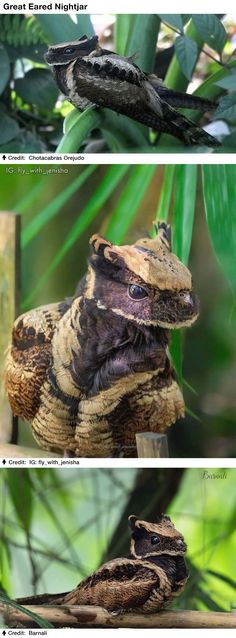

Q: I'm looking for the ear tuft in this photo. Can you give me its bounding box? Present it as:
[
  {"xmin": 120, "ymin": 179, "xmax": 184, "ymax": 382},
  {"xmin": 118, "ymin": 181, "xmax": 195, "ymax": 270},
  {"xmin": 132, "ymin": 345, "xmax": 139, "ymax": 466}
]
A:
[
  {"xmin": 153, "ymin": 221, "xmax": 171, "ymax": 250},
  {"xmin": 161, "ymin": 513, "xmax": 174, "ymax": 526},
  {"xmin": 128, "ymin": 515, "xmax": 138, "ymax": 530},
  {"xmin": 90, "ymin": 234, "xmax": 112, "ymax": 256}
]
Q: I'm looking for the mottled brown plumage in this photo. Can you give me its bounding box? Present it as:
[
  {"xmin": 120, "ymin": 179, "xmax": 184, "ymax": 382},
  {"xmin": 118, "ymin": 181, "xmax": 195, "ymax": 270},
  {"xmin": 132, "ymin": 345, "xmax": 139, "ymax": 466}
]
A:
[
  {"xmin": 5, "ymin": 223, "xmax": 199, "ymax": 457},
  {"xmin": 17, "ymin": 514, "xmax": 188, "ymax": 613},
  {"xmin": 44, "ymin": 34, "xmax": 220, "ymax": 147}
]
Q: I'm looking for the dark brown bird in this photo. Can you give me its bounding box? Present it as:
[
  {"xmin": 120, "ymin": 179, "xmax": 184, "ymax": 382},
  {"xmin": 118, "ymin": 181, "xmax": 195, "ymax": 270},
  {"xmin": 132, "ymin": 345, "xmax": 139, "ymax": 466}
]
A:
[
  {"xmin": 44, "ymin": 34, "xmax": 220, "ymax": 147},
  {"xmin": 16, "ymin": 514, "xmax": 188, "ymax": 613},
  {"xmin": 5, "ymin": 222, "xmax": 199, "ymax": 457}
]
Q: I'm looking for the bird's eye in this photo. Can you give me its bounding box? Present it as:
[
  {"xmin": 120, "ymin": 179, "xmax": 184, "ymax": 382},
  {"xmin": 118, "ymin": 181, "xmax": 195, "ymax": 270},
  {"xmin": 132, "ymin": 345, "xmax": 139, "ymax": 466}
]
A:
[
  {"xmin": 64, "ymin": 47, "xmax": 75, "ymax": 54},
  {"xmin": 128, "ymin": 284, "xmax": 148, "ymax": 300},
  {"xmin": 151, "ymin": 535, "xmax": 161, "ymax": 545}
]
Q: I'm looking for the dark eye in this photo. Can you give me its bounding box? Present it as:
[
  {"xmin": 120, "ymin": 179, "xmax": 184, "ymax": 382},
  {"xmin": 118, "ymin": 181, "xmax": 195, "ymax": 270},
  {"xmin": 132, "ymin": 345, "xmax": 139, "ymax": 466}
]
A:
[
  {"xmin": 128, "ymin": 284, "xmax": 148, "ymax": 300},
  {"xmin": 64, "ymin": 47, "xmax": 75, "ymax": 54},
  {"xmin": 151, "ymin": 535, "xmax": 160, "ymax": 545}
]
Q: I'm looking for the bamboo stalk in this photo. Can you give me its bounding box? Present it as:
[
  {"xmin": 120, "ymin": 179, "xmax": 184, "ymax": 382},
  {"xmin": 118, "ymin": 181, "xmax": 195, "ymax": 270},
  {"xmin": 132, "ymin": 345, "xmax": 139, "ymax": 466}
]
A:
[
  {"xmin": 1, "ymin": 604, "xmax": 236, "ymax": 628},
  {"xmin": 0, "ymin": 212, "xmax": 20, "ymax": 444}
]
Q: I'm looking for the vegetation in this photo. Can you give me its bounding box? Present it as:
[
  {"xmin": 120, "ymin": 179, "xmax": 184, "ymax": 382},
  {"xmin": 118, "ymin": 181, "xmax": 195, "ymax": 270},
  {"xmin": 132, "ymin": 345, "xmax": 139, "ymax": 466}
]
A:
[
  {"xmin": 0, "ymin": 14, "xmax": 236, "ymax": 152},
  {"xmin": 0, "ymin": 468, "xmax": 236, "ymax": 627}
]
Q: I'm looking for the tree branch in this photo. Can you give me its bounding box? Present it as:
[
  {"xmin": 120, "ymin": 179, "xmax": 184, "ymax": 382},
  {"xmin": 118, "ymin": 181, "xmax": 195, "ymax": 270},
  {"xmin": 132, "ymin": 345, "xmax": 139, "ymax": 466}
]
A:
[{"xmin": 1, "ymin": 604, "xmax": 236, "ymax": 628}]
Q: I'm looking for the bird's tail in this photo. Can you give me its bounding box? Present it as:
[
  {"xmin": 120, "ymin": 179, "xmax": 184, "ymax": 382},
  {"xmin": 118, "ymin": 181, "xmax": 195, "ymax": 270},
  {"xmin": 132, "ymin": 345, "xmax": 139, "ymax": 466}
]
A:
[
  {"xmin": 162, "ymin": 101, "xmax": 221, "ymax": 146},
  {"xmin": 137, "ymin": 103, "xmax": 220, "ymax": 147},
  {"xmin": 149, "ymin": 77, "xmax": 216, "ymax": 111},
  {"xmin": 16, "ymin": 591, "xmax": 69, "ymax": 606}
]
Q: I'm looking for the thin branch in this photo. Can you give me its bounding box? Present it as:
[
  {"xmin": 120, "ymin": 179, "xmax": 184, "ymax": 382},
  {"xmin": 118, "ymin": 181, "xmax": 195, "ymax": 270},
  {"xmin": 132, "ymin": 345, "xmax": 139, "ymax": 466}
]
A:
[{"xmin": 1, "ymin": 604, "xmax": 236, "ymax": 628}]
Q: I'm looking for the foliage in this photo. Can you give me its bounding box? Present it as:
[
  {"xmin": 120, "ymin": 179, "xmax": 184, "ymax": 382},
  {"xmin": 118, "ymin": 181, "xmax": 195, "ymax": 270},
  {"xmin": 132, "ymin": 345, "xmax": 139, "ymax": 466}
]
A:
[
  {"xmin": 0, "ymin": 14, "xmax": 236, "ymax": 152},
  {"xmin": 0, "ymin": 468, "xmax": 236, "ymax": 627},
  {"xmin": 0, "ymin": 13, "xmax": 94, "ymax": 152}
]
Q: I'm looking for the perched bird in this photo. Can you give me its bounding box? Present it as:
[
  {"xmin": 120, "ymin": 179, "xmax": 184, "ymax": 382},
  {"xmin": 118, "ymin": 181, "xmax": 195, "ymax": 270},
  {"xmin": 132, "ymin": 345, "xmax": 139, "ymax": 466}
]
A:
[
  {"xmin": 16, "ymin": 514, "xmax": 188, "ymax": 613},
  {"xmin": 5, "ymin": 222, "xmax": 199, "ymax": 457},
  {"xmin": 45, "ymin": 34, "xmax": 220, "ymax": 147}
]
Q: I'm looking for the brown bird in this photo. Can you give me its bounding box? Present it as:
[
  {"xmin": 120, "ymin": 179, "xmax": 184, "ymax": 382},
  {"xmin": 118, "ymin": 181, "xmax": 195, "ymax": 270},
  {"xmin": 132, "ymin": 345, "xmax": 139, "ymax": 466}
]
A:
[
  {"xmin": 16, "ymin": 514, "xmax": 188, "ymax": 613},
  {"xmin": 45, "ymin": 34, "xmax": 220, "ymax": 147},
  {"xmin": 5, "ymin": 222, "xmax": 199, "ymax": 457}
]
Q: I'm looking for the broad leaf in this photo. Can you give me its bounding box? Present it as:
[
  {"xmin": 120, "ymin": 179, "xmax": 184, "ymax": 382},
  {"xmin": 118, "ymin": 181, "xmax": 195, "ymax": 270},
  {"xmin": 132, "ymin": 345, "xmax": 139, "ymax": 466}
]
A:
[
  {"xmin": 215, "ymin": 71, "xmax": 236, "ymax": 91},
  {"xmin": 175, "ymin": 35, "xmax": 198, "ymax": 81},
  {"xmin": 214, "ymin": 92, "xmax": 236, "ymax": 122},
  {"xmin": 35, "ymin": 14, "xmax": 94, "ymax": 43},
  {"xmin": 158, "ymin": 14, "xmax": 183, "ymax": 32},
  {"xmin": 192, "ymin": 15, "xmax": 227, "ymax": 54},
  {"xmin": 15, "ymin": 68, "xmax": 59, "ymax": 109},
  {"xmin": 0, "ymin": 113, "xmax": 20, "ymax": 143},
  {"xmin": 0, "ymin": 44, "xmax": 10, "ymax": 94}
]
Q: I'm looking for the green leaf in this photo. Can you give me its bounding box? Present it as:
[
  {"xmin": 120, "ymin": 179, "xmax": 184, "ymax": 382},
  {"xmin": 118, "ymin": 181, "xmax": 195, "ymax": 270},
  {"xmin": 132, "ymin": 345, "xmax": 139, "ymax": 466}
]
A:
[
  {"xmin": 124, "ymin": 14, "xmax": 160, "ymax": 73},
  {"xmin": 115, "ymin": 15, "xmax": 135, "ymax": 55},
  {"xmin": 202, "ymin": 165, "xmax": 236, "ymax": 293},
  {"xmin": 6, "ymin": 469, "xmax": 33, "ymax": 532},
  {"xmin": 170, "ymin": 165, "xmax": 197, "ymax": 380},
  {"xmin": 182, "ymin": 15, "xmax": 192, "ymax": 26},
  {"xmin": 174, "ymin": 35, "xmax": 198, "ymax": 81},
  {"xmin": 192, "ymin": 15, "xmax": 227, "ymax": 54},
  {"xmin": 22, "ymin": 166, "xmax": 96, "ymax": 247},
  {"xmin": 0, "ymin": 44, "xmax": 10, "ymax": 94},
  {"xmin": 14, "ymin": 178, "xmax": 48, "ymax": 215},
  {"xmin": 57, "ymin": 107, "xmax": 101, "ymax": 153},
  {"xmin": 105, "ymin": 165, "xmax": 156, "ymax": 242},
  {"xmin": 154, "ymin": 165, "xmax": 175, "ymax": 226},
  {"xmin": 214, "ymin": 92, "xmax": 236, "ymax": 122},
  {"xmin": 0, "ymin": 130, "xmax": 42, "ymax": 152},
  {"xmin": 215, "ymin": 72, "xmax": 236, "ymax": 91},
  {"xmin": 0, "ymin": 546, "xmax": 11, "ymax": 594},
  {"xmin": 0, "ymin": 113, "xmax": 20, "ymax": 144},
  {"xmin": 158, "ymin": 14, "xmax": 183, "ymax": 33},
  {"xmin": 35, "ymin": 14, "xmax": 94, "ymax": 43},
  {"xmin": 164, "ymin": 21, "xmax": 204, "ymax": 93},
  {"xmin": 196, "ymin": 587, "xmax": 226, "ymax": 612},
  {"xmin": 22, "ymin": 165, "xmax": 129, "ymax": 309},
  {"xmin": 207, "ymin": 569, "xmax": 236, "ymax": 591},
  {"xmin": 172, "ymin": 165, "xmax": 197, "ymax": 265},
  {"xmin": 0, "ymin": 593, "xmax": 53, "ymax": 629},
  {"xmin": 225, "ymin": 502, "xmax": 236, "ymax": 535},
  {"xmin": 15, "ymin": 68, "xmax": 59, "ymax": 109}
]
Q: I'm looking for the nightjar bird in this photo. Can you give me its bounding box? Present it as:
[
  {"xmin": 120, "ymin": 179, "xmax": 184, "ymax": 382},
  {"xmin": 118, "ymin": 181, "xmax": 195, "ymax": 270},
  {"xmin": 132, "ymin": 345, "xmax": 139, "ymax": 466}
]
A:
[
  {"xmin": 16, "ymin": 514, "xmax": 188, "ymax": 614},
  {"xmin": 5, "ymin": 222, "xmax": 199, "ymax": 457},
  {"xmin": 44, "ymin": 34, "xmax": 220, "ymax": 147}
]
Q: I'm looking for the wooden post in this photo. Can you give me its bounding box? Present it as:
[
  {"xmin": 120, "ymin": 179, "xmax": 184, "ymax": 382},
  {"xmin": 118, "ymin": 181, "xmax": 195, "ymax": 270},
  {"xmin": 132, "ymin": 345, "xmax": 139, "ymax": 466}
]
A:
[
  {"xmin": 0, "ymin": 212, "xmax": 20, "ymax": 444},
  {"xmin": 136, "ymin": 432, "xmax": 169, "ymax": 458}
]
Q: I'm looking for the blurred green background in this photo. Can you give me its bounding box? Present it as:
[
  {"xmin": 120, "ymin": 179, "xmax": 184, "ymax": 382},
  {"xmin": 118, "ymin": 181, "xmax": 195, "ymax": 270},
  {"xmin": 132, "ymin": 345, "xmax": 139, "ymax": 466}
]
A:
[
  {"xmin": 0, "ymin": 467, "xmax": 235, "ymax": 623},
  {"xmin": 0, "ymin": 163, "xmax": 235, "ymax": 457},
  {"xmin": 0, "ymin": 13, "xmax": 236, "ymax": 152}
]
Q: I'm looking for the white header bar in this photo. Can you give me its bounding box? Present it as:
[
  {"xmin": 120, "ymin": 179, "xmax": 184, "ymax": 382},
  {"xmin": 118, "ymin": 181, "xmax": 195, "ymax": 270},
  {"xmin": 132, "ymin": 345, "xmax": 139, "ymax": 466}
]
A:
[{"xmin": 1, "ymin": 2, "xmax": 236, "ymax": 14}]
